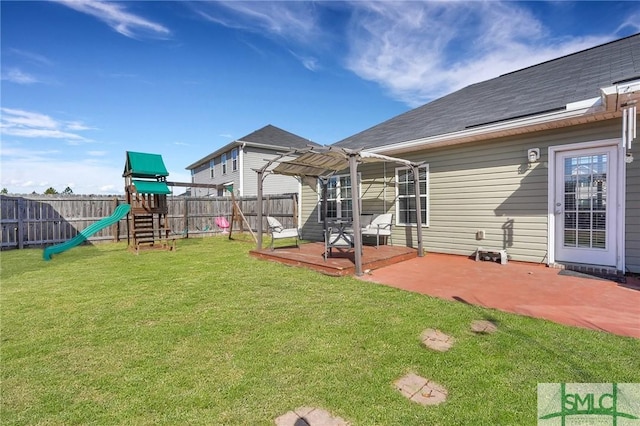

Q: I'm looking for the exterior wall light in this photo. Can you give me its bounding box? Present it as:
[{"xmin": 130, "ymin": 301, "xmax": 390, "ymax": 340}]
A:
[{"xmin": 528, "ymin": 148, "xmax": 540, "ymax": 163}]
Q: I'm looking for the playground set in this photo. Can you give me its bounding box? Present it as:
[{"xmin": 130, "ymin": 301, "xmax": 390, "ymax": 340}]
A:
[
  {"xmin": 123, "ymin": 151, "xmax": 174, "ymax": 253},
  {"xmin": 43, "ymin": 151, "xmax": 254, "ymax": 260}
]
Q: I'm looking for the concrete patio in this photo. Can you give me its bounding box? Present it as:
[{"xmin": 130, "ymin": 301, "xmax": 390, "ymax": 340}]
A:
[{"xmin": 359, "ymin": 253, "xmax": 640, "ymax": 338}]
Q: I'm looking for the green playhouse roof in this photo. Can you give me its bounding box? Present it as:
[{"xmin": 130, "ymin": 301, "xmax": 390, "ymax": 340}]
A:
[
  {"xmin": 124, "ymin": 151, "xmax": 169, "ymax": 178},
  {"xmin": 132, "ymin": 180, "xmax": 171, "ymax": 195}
]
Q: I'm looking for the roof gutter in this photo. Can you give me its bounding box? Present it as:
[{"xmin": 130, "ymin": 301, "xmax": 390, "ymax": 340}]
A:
[
  {"xmin": 371, "ymin": 79, "xmax": 640, "ymax": 156},
  {"xmin": 368, "ymin": 97, "xmax": 611, "ymax": 156},
  {"xmin": 185, "ymin": 140, "xmax": 301, "ymax": 170}
]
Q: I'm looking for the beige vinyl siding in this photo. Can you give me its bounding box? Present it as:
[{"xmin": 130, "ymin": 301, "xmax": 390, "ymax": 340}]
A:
[
  {"xmin": 242, "ymin": 147, "xmax": 301, "ymax": 196},
  {"xmin": 399, "ymin": 120, "xmax": 624, "ymax": 263},
  {"xmin": 625, "ymin": 118, "xmax": 640, "ymax": 272},
  {"xmin": 299, "ymin": 118, "xmax": 639, "ymax": 267}
]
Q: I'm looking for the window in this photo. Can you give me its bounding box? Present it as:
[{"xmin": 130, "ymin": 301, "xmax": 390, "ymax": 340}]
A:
[
  {"xmin": 231, "ymin": 148, "xmax": 238, "ymax": 171},
  {"xmin": 210, "ymin": 159, "xmax": 215, "ymax": 178},
  {"xmin": 395, "ymin": 165, "xmax": 429, "ymax": 226},
  {"xmin": 317, "ymin": 173, "xmax": 359, "ymax": 221},
  {"xmin": 222, "ymin": 153, "xmax": 227, "ymax": 174}
]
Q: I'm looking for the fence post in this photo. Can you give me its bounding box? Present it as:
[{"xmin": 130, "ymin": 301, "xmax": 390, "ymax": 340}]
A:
[
  {"xmin": 112, "ymin": 197, "xmax": 120, "ymax": 242},
  {"xmin": 17, "ymin": 197, "xmax": 25, "ymax": 249},
  {"xmin": 293, "ymin": 193, "xmax": 298, "ymax": 228},
  {"xmin": 183, "ymin": 197, "xmax": 189, "ymax": 238}
]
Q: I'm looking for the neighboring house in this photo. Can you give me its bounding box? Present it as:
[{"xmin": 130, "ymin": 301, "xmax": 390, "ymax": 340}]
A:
[
  {"xmin": 298, "ymin": 34, "xmax": 640, "ymax": 274},
  {"xmin": 187, "ymin": 125, "xmax": 320, "ymax": 197}
]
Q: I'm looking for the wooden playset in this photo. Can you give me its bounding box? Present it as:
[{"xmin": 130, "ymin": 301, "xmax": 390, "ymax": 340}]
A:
[{"xmin": 123, "ymin": 151, "xmax": 174, "ymax": 253}]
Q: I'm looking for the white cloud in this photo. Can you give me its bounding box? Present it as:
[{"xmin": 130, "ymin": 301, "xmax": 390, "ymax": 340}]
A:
[
  {"xmin": 52, "ymin": 0, "xmax": 170, "ymax": 39},
  {"xmin": 616, "ymin": 12, "xmax": 640, "ymax": 34},
  {"xmin": 66, "ymin": 121, "xmax": 96, "ymax": 131},
  {"xmin": 343, "ymin": 1, "xmax": 613, "ymax": 106},
  {"xmin": 193, "ymin": 1, "xmax": 323, "ymax": 70},
  {"xmin": 8, "ymin": 49, "xmax": 54, "ymax": 67},
  {"xmin": 195, "ymin": 1, "xmax": 318, "ymax": 42},
  {"xmin": 1, "ymin": 68, "xmax": 40, "ymax": 84},
  {"xmin": 1, "ymin": 108, "xmax": 58, "ymax": 129},
  {"xmin": 289, "ymin": 50, "xmax": 320, "ymax": 72},
  {"xmin": 196, "ymin": 1, "xmax": 619, "ymax": 107},
  {"xmin": 1, "ymin": 108, "xmax": 93, "ymax": 142},
  {"xmin": 0, "ymin": 147, "xmax": 123, "ymax": 195}
]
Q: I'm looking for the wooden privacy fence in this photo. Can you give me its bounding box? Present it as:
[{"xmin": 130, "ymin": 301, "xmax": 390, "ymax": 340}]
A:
[{"xmin": 0, "ymin": 194, "xmax": 297, "ymax": 250}]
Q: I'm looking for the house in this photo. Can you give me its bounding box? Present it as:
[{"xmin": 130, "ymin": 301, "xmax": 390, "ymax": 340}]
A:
[
  {"xmin": 186, "ymin": 125, "xmax": 320, "ymax": 197},
  {"xmin": 297, "ymin": 34, "xmax": 640, "ymax": 274}
]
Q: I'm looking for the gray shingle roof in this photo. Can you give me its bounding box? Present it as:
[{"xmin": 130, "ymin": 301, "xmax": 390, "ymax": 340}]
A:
[
  {"xmin": 239, "ymin": 124, "xmax": 320, "ymax": 149},
  {"xmin": 335, "ymin": 33, "xmax": 640, "ymax": 150},
  {"xmin": 186, "ymin": 124, "xmax": 319, "ymax": 170}
]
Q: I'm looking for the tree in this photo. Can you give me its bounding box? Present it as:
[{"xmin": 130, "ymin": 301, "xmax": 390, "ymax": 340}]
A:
[
  {"xmin": 0, "ymin": 188, "xmax": 7, "ymax": 194},
  {"xmin": 44, "ymin": 187, "xmax": 58, "ymax": 195},
  {"xmin": 62, "ymin": 186, "xmax": 73, "ymax": 194}
]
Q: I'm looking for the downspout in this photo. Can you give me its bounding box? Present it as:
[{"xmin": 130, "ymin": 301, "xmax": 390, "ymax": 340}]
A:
[
  {"xmin": 239, "ymin": 143, "xmax": 245, "ymax": 196},
  {"xmin": 411, "ymin": 165, "xmax": 424, "ymax": 257},
  {"xmin": 383, "ymin": 161, "xmax": 387, "ymax": 212}
]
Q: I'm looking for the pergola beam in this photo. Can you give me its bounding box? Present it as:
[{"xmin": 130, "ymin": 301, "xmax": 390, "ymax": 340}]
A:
[{"xmin": 254, "ymin": 147, "xmax": 425, "ymax": 276}]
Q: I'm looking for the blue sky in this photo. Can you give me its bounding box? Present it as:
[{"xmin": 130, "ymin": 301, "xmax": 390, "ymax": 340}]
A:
[{"xmin": 1, "ymin": 1, "xmax": 639, "ymax": 195}]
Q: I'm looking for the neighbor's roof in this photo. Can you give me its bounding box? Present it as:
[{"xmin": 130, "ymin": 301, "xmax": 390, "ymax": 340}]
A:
[
  {"xmin": 186, "ymin": 124, "xmax": 321, "ymax": 170},
  {"xmin": 334, "ymin": 33, "xmax": 640, "ymax": 150},
  {"xmin": 123, "ymin": 151, "xmax": 169, "ymax": 178}
]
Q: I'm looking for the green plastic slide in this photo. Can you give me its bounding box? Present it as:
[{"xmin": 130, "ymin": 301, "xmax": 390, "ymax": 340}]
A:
[{"xmin": 43, "ymin": 203, "xmax": 131, "ymax": 261}]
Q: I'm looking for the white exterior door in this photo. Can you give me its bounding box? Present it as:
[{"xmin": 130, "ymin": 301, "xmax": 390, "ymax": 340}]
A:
[{"xmin": 553, "ymin": 145, "xmax": 618, "ymax": 267}]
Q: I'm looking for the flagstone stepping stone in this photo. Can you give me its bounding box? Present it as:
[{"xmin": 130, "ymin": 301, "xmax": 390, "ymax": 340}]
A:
[
  {"xmin": 420, "ymin": 328, "xmax": 455, "ymax": 352},
  {"xmin": 394, "ymin": 373, "xmax": 448, "ymax": 406},
  {"xmin": 471, "ymin": 320, "xmax": 498, "ymax": 334},
  {"xmin": 275, "ymin": 406, "xmax": 350, "ymax": 426}
]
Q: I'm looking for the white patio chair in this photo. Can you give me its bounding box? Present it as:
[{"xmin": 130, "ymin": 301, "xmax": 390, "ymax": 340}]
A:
[
  {"xmin": 266, "ymin": 216, "xmax": 300, "ymax": 250},
  {"xmin": 361, "ymin": 213, "xmax": 393, "ymax": 248}
]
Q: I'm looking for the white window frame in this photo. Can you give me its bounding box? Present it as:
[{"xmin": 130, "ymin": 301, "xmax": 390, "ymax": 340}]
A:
[
  {"xmin": 221, "ymin": 153, "xmax": 227, "ymax": 175},
  {"xmin": 316, "ymin": 173, "xmax": 361, "ymax": 222},
  {"xmin": 395, "ymin": 165, "xmax": 429, "ymax": 227},
  {"xmin": 209, "ymin": 159, "xmax": 215, "ymax": 179},
  {"xmin": 231, "ymin": 148, "xmax": 238, "ymax": 172}
]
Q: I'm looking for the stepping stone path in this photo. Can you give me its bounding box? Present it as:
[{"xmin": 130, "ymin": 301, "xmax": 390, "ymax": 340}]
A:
[
  {"xmin": 470, "ymin": 320, "xmax": 498, "ymax": 334},
  {"xmin": 420, "ymin": 328, "xmax": 455, "ymax": 352},
  {"xmin": 276, "ymin": 322, "xmax": 497, "ymax": 421},
  {"xmin": 275, "ymin": 407, "xmax": 350, "ymax": 426},
  {"xmin": 394, "ymin": 373, "xmax": 448, "ymax": 406}
]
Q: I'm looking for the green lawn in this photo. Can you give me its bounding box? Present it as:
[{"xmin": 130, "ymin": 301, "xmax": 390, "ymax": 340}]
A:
[{"xmin": 1, "ymin": 237, "xmax": 638, "ymax": 425}]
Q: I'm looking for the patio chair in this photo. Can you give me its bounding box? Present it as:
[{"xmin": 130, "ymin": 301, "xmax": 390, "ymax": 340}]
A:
[
  {"xmin": 266, "ymin": 216, "xmax": 300, "ymax": 250},
  {"xmin": 361, "ymin": 213, "xmax": 393, "ymax": 248},
  {"xmin": 324, "ymin": 220, "xmax": 355, "ymax": 260}
]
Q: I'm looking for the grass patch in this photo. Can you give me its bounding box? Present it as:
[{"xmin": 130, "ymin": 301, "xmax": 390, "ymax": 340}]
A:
[{"xmin": 2, "ymin": 238, "xmax": 639, "ymax": 425}]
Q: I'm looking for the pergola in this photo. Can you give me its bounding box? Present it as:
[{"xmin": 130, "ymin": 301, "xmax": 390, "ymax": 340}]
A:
[{"xmin": 255, "ymin": 146, "xmax": 425, "ymax": 276}]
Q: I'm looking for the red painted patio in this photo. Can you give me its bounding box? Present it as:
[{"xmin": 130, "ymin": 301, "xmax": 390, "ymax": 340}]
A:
[
  {"xmin": 251, "ymin": 243, "xmax": 639, "ymax": 338},
  {"xmin": 360, "ymin": 253, "xmax": 640, "ymax": 339},
  {"xmin": 250, "ymin": 242, "xmax": 417, "ymax": 277}
]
